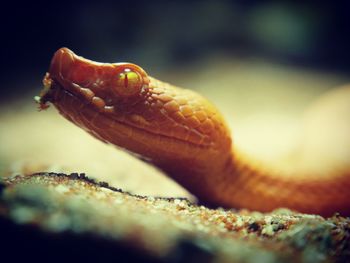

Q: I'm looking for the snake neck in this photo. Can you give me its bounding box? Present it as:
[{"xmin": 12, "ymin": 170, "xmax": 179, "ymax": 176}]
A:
[{"xmin": 168, "ymin": 144, "xmax": 350, "ymax": 216}]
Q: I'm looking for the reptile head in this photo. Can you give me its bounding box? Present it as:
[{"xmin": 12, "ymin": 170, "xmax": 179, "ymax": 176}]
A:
[
  {"xmin": 37, "ymin": 47, "xmax": 150, "ymax": 110},
  {"xmin": 36, "ymin": 48, "xmax": 231, "ymax": 165}
]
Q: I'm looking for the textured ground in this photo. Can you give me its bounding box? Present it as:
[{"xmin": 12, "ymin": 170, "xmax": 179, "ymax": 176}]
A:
[{"xmin": 1, "ymin": 172, "xmax": 349, "ymax": 262}]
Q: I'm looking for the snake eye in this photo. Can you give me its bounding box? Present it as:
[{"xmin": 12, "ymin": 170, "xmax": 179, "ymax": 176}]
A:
[{"xmin": 114, "ymin": 68, "xmax": 143, "ymax": 97}]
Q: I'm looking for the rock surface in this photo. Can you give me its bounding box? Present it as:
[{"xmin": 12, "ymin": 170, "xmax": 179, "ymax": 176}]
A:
[{"xmin": 1, "ymin": 172, "xmax": 349, "ymax": 262}]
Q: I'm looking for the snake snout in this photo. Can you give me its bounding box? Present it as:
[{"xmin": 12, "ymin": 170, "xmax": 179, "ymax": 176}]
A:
[{"xmin": 49, "ymin": 47, "xmax": 76, "ymax": 80}]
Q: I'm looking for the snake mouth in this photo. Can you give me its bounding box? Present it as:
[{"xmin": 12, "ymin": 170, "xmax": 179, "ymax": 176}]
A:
[{"xmin": 35, "ymin": 48, "xmax": 77, "ymax": 109}]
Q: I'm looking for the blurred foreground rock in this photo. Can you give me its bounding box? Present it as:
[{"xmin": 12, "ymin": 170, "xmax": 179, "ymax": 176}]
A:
[{"xmin": 0, "ymin": 173, "xmax": 349, "ymax": 263}]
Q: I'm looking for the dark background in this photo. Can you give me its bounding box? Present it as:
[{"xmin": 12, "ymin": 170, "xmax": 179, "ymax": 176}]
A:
[{"xmin": 2, "ymin": 0, "xmax": 350, "ymax": 100}]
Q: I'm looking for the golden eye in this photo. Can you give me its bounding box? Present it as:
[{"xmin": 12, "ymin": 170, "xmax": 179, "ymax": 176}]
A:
[{"xmin": 115, "ymin": 68, "xmax": 143, "ymax": 97}]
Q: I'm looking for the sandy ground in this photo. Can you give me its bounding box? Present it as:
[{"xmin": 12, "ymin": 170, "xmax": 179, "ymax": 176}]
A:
[{"xmin": 1, "ymin": 56, "xmax": 348, "ymax": 198}]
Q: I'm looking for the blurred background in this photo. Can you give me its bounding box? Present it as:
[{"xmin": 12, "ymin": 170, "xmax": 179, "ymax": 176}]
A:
[
  {"xmin": 1, "ymin": 0, "xmax": 350, "ymax": 197},
  {"xmin": 2, "ymin": 0, "xmax": 350, "ymax": 96}
]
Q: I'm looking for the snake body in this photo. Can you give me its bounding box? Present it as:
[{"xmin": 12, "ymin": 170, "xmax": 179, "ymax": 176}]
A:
[{"xmin": 37, "ymin": 48, "xmax": 350, "ymax": 216}]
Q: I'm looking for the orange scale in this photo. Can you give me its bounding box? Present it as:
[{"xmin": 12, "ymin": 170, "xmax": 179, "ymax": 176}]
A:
[
  {"xmin": 163, "ymin": 100, "xmax": 180, "ymax": 113},
  {"xmin": 154, "ymin": 112, "xmax": 170, "ymax": 124},
  {"xmin": 103, "ymin": 105, "xmax": 115, "ymax": 114},
  {"xmin": 155, "ymin": 100, "xmax": 164, "ymax": 108},
  {"xmin": 194, "ymin": 110, "xmax": 208, "ymax": 122},
  {"xmin": 151, "ymin": 88, "xmax": 163, "ymax": 95},
  {"xmin": 92, "ymin": 96, "xmax": 106, "ymax": 109},
  {"xmin": 176, "ymin": 97, "xmax": 188, "ymax": 105},
  {"xmin": 199, "ymin": 119, "xmax": 214, "ymax": 134},
  {"xmin": 185, "ymin": 116, "xmax": 201, "ymax": 129},
  {"xmin": 180, "ymin": 105, "xmax": 193, "ymax": 117},
  {"xmin": 129, "ymin": 114, "xmax": 151, "ymax": 128},
  {"xmin": 79, "ymin": 87, "xmax": 95, "ymax": 100},
  {"xmin": 171, "ymin": 111, "xmax": 186, "ymax": 123},
  {"xmin": 187, "ymin": 130, "xmax": 205, "ymax": 145},
  {"xmin": 190, "ymin": 102, "xmax": 202, "ymax": 111},
  {"xmin": 172, "ymin": 124, "xmax": 190, "ymax": 138},
  {"xmin": 154, "ymin": 93, "xmax": 173, "ymax": 103}
]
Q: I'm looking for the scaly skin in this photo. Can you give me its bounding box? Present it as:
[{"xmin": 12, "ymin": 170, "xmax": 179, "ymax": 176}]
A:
[{"xmin": 37, "ymin": 48, "xmax": 350, "ymax": 216}]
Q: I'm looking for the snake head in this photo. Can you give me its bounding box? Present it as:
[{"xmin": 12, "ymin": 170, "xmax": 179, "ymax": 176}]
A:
[
  {"xmin": 37, "ymin": 47, "xmax": 232, "ymax": 167},
  {"xmin": 36, "ymin": 47, "xmax": 150, "ymax": 111}
]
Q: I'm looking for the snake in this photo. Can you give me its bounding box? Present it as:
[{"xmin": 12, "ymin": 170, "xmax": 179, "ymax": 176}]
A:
[{"xmin": 36, "ymin": 48, "xmax": 350, "ymax": 216}]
